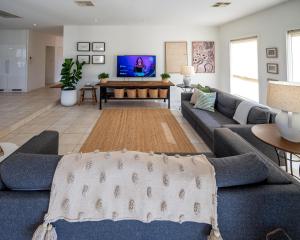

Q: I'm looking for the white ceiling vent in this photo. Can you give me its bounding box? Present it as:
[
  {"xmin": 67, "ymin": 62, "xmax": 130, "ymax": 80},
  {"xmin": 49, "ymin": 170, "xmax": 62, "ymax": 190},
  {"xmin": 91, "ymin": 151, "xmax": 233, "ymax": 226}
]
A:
[
  {"xmin": 74, "ymin": 1, "xmax": 95, "ymax": 7},
  {"xmin": 212, "ymin": 2, "xmax": 231, "ymax": 8},
  {"xmin": 0, "ymin": 10, "xmax": 21, "ymax": 18}
]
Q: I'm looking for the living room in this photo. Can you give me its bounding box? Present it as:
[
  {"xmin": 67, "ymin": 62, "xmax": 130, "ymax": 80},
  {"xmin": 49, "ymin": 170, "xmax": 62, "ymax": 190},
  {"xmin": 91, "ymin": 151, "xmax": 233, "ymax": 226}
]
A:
[{"xmin": 0, "ymin": 0, "xmax": 300, "ymax": 239}]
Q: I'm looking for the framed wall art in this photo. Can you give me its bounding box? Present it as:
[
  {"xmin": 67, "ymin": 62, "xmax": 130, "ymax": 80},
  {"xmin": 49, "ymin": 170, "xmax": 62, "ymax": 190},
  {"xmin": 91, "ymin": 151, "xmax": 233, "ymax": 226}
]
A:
[
  {"xmin": 266, "ymin": 48, "xmax": 278, "ymax": 58},
  {"xmin": 92, "ymin": 55, "xmax": 105, "ymax": 64},
  {"xmin": 77, "ymin": 42, "xmax": 90, "ymax": 52},
  {"xmin": 92, "ymin": 42, "xmax": 105, "ymax": 52},
  {"xmin": 77, "ymin": 55, "xmax": 90, "ymax": 64},
  {"xmin": 165, "ymin": 41, "xmax": 188, "ymax": 73},
  {"xmin": 192, "ymin": 41, "xmax": 215, "ymax": 73},
  {"xmin": 267, "ymin": 63, "xmax": 279, "ymax": 74}
]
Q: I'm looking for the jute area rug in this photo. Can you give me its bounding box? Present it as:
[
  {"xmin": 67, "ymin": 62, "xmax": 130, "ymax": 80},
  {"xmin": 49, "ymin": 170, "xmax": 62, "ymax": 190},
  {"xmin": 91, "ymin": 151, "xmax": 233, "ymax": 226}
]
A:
[{"xmin": 80, "ymin": 108, "xmax": 197, "ymax": 153}]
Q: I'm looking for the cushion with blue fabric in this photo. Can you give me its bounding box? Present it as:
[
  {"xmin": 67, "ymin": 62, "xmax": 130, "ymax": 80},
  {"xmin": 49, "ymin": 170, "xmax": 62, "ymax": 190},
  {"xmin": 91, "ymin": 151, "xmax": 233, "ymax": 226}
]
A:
[
  {"xmin": 194, "ymin": 91, "xmax": 216, "ymax": 112},
  {"xmin": 0, "ymin": 153, "xmax": 61, "ymax": 190},
  {"xmin": 209, "ymin": 153, "xmax": 269, "ymax": 188}
]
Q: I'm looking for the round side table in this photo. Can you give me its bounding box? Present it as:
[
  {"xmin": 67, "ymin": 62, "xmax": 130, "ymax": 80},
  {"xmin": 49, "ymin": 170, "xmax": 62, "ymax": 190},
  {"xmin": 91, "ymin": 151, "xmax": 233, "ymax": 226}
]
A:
[
  {"xmin": 252, "ymin": 124, "xmax": 300, "ymax": 179},
  {"xmin": 176, "ymin": 84, "xmax": 194, "ymax": 93}
]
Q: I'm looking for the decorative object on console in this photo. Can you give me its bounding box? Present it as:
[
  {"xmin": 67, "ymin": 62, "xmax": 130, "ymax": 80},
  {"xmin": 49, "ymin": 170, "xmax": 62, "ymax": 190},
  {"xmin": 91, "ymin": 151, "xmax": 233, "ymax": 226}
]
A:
[
  {"xmin": 137, "ymin": 89, "xmax": 148, "ymax": 98},
  {"xmin": 266, "ymin": 48, "xmax": 278, "ymax": 58},
  {"xmin": 159, "ymin": 89, "xmax": 168, "ymax": 99},
  {"xmin": 267, "ymin": 63, "xmax": 279, "ymax": 74},
  {"xmin": 114, "ymin": 88, "xmax": 125, "ymax": 98},
  {"xmin": 267, "ymin": 81, "xmax": 300, "ymax": 142},
  {"xmin": 165, "ymin": 41, "xmax": 188, "ymax": 73},
  {"xmin": 92, "ymin": 55, "xmax": 105, "ymax": 64},
  {"xmin": 127, "ymin": 89, "xmax": 137, "ymax": 98},
  {"xmin": 77, "ymin": 55, "xmax": 90, "ymax": 64},
  {"xmin": 92, "ymin": 42, "xmax": 105, "ymax": 52},
  {"xmin": 60, "ymin": 58, "xmax": 85, "ymax": 106},
  {"xmin": 149, "ymin": 89, "xmax": 158, "ymax": 98},
  {"xmin": 160, "ymin": 73, "xmax": 171, "ymax": 83},
  {"xmin": 181, "ymin": 66, "xmax": 195, "ymax": 86},
  {"xmin": 77, "ymin": 42, "xmax": 90, "ymax": 52},
  {"xmin": 193, "ymin": 90, "xmax": 216, "ymax": 112},
  {"xmin": 98, "ymin": 72, "xmax": 109, "ymax": 83},
  {"xmin": 192, "ymin": 41, "xmax": 215, "ymax": 73}
]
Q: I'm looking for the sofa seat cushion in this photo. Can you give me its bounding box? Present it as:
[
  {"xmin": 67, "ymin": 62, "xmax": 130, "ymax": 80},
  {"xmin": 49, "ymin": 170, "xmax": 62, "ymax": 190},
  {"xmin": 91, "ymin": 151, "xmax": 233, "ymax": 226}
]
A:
[
  {"xmin": 0, "ymin": 153, "xmax": 61, "ymax": 190},
  {"xmin": 183, "ymin": 101, "xmax": 237, "ymax": 136},
  {"xmin": 209, "ymin": 153, "xmax": 269, "ymax": 188}
]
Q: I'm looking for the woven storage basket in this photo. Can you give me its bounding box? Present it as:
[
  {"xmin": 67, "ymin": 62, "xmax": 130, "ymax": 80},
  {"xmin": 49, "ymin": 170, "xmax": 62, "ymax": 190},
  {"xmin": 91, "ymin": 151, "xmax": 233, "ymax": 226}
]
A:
[
  {"xmin": 137, "ymin": 89, "xmax": 148, "ymax": 98},
  {"xmin": 114, "ymin": 88, "xmax": 125, "ymax": 98},
  {"xmin": 159, "ymin": 89, "xmax": 168, "ymax": 98},
  {"xmin": 149, "ymin": 89, "xmax": 158, "ymax": 98},
  {"xmin": 127, "ymin": 89, "xmax": 137, "ymax": 98}
]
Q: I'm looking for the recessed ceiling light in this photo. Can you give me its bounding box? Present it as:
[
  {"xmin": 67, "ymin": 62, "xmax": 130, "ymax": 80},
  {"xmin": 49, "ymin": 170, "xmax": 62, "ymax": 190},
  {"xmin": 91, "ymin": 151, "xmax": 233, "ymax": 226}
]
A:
[
  {"xmin": 74, "ymin": 0, "xmax": 95, "ymax": 7},
  {"xmin": 33, "ymin": 23, "xmax": 37, "ymax": 27},
  {"xmin": 212, "ymin": 2, "xmax": 231, "ymax": 8}
]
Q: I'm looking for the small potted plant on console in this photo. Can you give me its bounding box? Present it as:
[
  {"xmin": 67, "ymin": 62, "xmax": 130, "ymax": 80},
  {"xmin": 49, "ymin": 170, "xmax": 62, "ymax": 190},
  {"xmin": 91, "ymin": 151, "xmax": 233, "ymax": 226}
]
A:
[
  {"xmin": 161, "ymin": 73, "xmax": 171, "ymax": 83},
  {"xmin": 60, "ymin": 58, "xmax": 85, "ymax": 107},
  {"xmin": 98, "ymin": 73, "xmax": 109, "ymax": 83}
]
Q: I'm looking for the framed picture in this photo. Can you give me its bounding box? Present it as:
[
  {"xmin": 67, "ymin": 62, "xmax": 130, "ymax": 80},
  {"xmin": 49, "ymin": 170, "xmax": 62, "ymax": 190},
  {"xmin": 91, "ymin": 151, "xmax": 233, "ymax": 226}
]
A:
[
  {"xmin": 92, "ymin": 42, "xmax": 105, "ymax": 52},
  {"xmin": 77, "ymin": 55, "xmax": 90, "ymax": 64},
  {"xmin": 266, "ymin": 48, "xmax": 278, "ymax": 58},
  {"xmin": 77, "ymin": 42, "xmax": 90, "ymax": 52},
  {"xmin": 165, "ymin": 41, "xmax": 188, "ymax": 73},
  {"xmin": 192, "ymin": 41, "xmax": 215, "ymax": 73},
  {"xmin": 267, "ymin": 63, "xmax": 279, "ymax": 74},
  {"xmin": 92, "ymin": 55, "xmax": 105, "ymax": 64}
]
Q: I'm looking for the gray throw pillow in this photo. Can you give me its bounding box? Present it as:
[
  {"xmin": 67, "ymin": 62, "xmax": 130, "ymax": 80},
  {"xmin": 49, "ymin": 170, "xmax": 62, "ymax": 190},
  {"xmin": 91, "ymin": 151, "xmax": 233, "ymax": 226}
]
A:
[{"xmin": 209, "ymin": 153, "xmax": 269, "ymax": 188}]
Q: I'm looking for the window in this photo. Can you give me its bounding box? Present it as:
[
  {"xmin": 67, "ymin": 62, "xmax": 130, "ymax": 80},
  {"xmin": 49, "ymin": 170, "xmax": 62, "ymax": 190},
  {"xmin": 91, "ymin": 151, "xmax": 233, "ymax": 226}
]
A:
[
  {"xmin": 288, "ymin": 30, "xmax": 300, "ymax": 82},
  {"xmin": 230, "ymin": 37, "xmax": 259, "ymax": 102}
]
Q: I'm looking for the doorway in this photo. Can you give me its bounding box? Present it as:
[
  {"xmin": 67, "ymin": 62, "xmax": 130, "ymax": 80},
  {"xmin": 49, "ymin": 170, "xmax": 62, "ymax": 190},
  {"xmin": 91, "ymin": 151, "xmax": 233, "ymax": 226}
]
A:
[{"xmin": 45, "ymin": 46, "xmax": 55, "ymax": 85}]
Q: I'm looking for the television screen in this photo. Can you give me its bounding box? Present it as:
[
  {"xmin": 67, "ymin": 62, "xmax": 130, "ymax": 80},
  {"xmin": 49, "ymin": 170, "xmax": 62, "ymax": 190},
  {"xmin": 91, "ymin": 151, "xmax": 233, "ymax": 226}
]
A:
[{"xmin": 117, "ymin": 55, "xmax": 156, "ymax": 77}]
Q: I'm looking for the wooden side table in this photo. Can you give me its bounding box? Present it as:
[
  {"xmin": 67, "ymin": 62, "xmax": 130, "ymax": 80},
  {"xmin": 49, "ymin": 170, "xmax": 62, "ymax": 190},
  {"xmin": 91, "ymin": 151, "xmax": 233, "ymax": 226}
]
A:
[
  {"xmin": 252, "ymin": 124, "xmax": 300, "ymax": 179},
  {"xmin": 79, "ymin": 87, "xmax": 97, "ymax": 105}
]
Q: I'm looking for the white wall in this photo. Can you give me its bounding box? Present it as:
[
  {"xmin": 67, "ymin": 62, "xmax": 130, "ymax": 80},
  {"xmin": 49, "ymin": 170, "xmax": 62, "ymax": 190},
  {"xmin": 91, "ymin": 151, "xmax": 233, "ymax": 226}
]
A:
[
  {"xmin": 27, "ymin": 31, "xmax": 63, "ymax": 91},
  {"xmin": 219, "ymin": 0, "xmax": 300, "ymax": 104},
  {"xmin": 63, "ymin": 25, "xmax": 219, "ymax": 106}
]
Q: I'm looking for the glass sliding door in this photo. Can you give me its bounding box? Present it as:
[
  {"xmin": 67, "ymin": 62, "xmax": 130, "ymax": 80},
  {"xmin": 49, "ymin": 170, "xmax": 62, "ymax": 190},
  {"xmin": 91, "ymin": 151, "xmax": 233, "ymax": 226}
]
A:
[{"xmin": 230, "ymin": 37, "xmax": 259, "ymax": 102}]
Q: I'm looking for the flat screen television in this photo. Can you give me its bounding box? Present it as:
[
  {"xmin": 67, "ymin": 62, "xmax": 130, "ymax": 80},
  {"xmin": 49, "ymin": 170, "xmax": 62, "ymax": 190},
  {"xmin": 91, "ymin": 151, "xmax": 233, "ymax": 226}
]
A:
[{"xmin": 117, "ymin": 55, "xmax": 156, "ymax": 78}]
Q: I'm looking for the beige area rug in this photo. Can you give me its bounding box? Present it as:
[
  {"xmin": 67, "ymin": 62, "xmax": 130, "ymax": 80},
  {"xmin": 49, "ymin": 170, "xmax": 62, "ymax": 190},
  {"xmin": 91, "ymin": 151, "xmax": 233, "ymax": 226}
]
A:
[{"xmin": 80, "ymin": 108, "xmax": 197, "ymax": 153}]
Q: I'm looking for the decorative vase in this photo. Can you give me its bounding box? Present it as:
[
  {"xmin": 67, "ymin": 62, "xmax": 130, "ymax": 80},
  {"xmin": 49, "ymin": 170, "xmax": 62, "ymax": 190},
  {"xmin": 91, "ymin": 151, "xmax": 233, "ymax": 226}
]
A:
[
  {"xmin": 183, "ymin": 76, "xmax": 191, "ymax": 86},
  {"xmin": 61, "ymin": 89, "xmax": 77, "ymax": 107},
  {"xmin": 162, "ymin": 78, "xmax": 170, "ymax": 83}
]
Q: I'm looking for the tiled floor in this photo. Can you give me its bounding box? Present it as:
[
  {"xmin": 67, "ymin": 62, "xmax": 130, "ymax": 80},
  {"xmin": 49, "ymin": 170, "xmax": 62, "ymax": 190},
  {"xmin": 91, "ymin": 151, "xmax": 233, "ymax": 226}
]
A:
[
  {"xmin": 0, "ymin": 88, "xmax": 60, "ymax": 138},
  {"xmin": 0, "ymin": 94, "xmax": 210, "ymax": 155}
]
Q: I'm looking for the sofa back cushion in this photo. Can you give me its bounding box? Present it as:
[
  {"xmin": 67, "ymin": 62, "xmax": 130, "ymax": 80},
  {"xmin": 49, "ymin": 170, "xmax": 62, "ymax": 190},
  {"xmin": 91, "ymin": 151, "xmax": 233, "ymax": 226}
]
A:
[
  {"xmin": 209, "ymin": 153, "xmax": 269, "ymax": 188},
  {"xmin": 0, "ymin": 153, "xmax": 61, "ymax": 190},
  {"xmin": 247, "ymin": 107, "xmax": 271, "ymax": 124},
  {"xmin": 212, "ymin": 89, "xmax": 242, "ymax": 119}
]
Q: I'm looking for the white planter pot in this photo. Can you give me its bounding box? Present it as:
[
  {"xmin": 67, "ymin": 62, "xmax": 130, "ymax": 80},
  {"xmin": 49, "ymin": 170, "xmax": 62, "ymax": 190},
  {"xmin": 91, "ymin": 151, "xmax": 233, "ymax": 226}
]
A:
[{"xmin": 61, "ymin": 89, "xmax": 77, "ymax": 107}]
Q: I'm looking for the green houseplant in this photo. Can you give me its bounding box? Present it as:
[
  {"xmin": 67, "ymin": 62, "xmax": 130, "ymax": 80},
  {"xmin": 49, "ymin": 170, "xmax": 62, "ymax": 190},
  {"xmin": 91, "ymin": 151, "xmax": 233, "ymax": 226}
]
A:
[
  {"xmin": 60, "ymin": 58, "xmax": 85, "ymax": 106},
  {"xmin": 160, "ymin": 73, "xmax": 171, "ymax": 83},
  {"xmin": 98, "ymin": 72, "xmax": 109, "ymax": 83}
]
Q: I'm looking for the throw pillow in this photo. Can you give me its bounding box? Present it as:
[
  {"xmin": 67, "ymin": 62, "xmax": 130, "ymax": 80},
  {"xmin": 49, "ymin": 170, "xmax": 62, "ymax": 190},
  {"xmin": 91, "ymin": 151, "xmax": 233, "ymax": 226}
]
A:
[
  {"xmin": 194, "ymin": 84, "xmax": 211, "ymax": 93},
  {"xmin": 194, "ymin": 91, "xmax": 216, "ymax": 112},
  {"xmin": 190, "ymin": 89, "xmax": 200, "ymax": 104}
]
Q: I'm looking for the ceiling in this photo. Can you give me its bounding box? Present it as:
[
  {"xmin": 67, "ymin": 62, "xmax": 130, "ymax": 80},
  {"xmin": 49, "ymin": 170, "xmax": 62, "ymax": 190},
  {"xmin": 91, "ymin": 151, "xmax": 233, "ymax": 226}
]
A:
[{"xmin": 0, "ymin": 0, "xmax": 288, "ymax": 35}]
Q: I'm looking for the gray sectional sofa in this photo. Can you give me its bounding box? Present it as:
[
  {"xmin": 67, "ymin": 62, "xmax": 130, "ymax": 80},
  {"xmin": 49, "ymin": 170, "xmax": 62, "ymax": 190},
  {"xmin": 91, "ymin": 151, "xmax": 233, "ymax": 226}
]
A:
[
  {"xmin": 0, "ymin": 130, "xmax": 299, "ymax": 240},
  {"xmin": 181, "ymin": 88, "xmax": 279, "ymax": 164}
]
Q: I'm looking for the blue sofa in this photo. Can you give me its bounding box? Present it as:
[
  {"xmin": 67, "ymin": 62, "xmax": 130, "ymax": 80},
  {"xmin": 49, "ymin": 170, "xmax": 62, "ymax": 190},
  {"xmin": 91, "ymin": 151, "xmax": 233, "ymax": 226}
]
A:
[
  {"xmin": 181, "ymin": 88, "xmax": 280, "ymax": 165},
  {"xmin": 0, "ymin": 130, "xmax": 299, "ymax": 240}
]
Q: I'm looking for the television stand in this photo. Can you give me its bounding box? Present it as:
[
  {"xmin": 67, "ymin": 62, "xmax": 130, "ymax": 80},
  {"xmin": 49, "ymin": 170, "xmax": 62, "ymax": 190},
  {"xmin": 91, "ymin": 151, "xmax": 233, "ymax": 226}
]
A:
[{"xmin": 97, "ymin": 81, "xmax": 175, "ymax": 109}]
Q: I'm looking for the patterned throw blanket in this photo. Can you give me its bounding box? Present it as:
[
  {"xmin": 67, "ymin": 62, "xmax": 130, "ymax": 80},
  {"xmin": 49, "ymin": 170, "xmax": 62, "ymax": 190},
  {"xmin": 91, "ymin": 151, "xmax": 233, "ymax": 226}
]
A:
[{"xmin": 32, "ymin": 150, "xmax": 222, "ymax": 240}]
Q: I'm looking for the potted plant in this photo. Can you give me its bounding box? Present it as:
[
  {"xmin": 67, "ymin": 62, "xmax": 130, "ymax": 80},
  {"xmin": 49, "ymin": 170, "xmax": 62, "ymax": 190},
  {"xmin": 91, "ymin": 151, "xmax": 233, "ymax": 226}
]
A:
[
  {"xmin": 161, "ymin": 73, "xmax": 171, "ymax": 83},
  {"xmin": 98, "ymin": 73, "xmax": 109, "ymax": 83},
  {"xmin": 60, "ymin": 58, "xmax": 85, "ymax": 107}
]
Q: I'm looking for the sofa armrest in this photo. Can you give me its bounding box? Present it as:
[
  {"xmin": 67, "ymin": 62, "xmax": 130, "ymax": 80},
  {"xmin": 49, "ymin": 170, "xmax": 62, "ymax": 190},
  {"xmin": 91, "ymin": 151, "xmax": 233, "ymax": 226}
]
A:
[
  {"xmin": 222, "ymin": 124, "xmax": 279, "ymax": 165},
  {"xmin": 181, "ymin": 92, "xmax": 193, "ymax": 101},
  {"xmin": 16, "ymin": 131, "xmax": 59, "ymax": 155}
]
